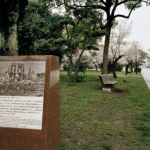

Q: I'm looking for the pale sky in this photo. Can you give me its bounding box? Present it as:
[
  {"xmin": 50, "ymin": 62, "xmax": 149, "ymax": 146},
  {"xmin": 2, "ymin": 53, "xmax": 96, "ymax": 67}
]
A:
[
  {"xmin": 117, "ymin": 4, "xmax": 150, "ymax": 54},
  {"xmin": 52, "ymin": 3, "xmax": 150, "ymax": 54}
]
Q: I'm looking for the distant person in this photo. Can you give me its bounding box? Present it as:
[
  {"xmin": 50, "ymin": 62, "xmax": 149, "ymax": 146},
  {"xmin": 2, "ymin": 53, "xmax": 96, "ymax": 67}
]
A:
[
  {"xmin": 4, "ymin": 72, "xmax": 9, "ymax": 82},
  {"xmin": 15, "ymin": 73, "xmax": 20, "ymax": 82}
]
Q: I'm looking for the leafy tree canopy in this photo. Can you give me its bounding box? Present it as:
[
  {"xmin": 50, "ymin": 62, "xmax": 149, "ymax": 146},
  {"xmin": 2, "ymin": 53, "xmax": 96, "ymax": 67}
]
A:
[
  {"xmin": 18, "ymin": 1, "xmax": 65, "ymax": 59},
  {"xmin": 48, "ymin": 0, "xmax": 147, "ymax": 74}
]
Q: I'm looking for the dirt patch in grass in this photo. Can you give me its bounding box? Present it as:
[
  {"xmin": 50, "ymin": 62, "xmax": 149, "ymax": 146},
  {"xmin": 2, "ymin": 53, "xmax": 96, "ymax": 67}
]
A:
[{"xmin": 112, "ymin": 87, "xmax": 128, "ymax": 93}]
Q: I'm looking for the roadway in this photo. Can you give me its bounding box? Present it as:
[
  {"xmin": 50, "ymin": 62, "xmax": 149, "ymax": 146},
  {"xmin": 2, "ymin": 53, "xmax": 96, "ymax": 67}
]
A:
[{"xmin": 141, "ymin": 68, "xmax": 150, "ymax": 90}]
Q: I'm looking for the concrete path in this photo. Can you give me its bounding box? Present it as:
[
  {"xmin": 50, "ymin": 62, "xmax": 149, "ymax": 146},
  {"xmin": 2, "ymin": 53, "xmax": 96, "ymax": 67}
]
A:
[{"xmin": 141, "ymin": 68, "xmax": 150, "ymax": 90}]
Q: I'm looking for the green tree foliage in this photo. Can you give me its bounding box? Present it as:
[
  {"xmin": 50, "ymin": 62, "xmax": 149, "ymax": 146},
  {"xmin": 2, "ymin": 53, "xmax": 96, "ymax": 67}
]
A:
[
  {"xmin": 49, "ymin": 0, "xmax": 147, "ymax": 74},
  {"xmin": 59, "ymin": 7, "xmax": 104, "ymax": 84},
  {"xmin": 18, "ymin": 1, "xmax": 65, "ymax": 59}
]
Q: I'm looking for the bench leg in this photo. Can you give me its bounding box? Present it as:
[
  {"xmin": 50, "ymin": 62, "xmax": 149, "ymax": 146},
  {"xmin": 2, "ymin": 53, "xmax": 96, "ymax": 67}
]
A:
[
  {"xmin": 102, "ymin": 87, "xmax": 112, "ymax": 92},
  {"xmin": 102, "ymin": 85, "xmax": 115, "ymax": 92}
]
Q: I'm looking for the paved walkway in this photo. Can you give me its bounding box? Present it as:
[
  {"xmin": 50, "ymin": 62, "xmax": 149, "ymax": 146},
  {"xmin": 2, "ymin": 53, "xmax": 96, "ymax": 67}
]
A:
[{"xmin": 141, "ymin": 68, "xmax": 150, "ymax": 90}]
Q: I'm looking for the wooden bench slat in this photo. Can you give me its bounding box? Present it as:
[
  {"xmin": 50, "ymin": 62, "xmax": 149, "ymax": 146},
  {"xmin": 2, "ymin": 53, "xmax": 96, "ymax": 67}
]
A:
[{"xmin": 99, "ymin": 75, "xmax": 117, "ymax": 88}]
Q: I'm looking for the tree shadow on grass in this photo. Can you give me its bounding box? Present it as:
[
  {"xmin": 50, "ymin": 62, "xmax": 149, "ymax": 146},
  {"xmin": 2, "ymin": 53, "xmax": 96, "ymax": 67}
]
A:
[{"xmin": 112, "ymin": 87, "xmax": 128, "ymax": 93}]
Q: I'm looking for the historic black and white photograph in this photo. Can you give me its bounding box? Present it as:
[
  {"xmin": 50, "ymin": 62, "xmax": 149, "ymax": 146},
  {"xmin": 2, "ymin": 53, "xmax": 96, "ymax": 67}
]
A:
[{"xmin": 0, "ymin": 61, "xmax": 46, "ymax": 96}]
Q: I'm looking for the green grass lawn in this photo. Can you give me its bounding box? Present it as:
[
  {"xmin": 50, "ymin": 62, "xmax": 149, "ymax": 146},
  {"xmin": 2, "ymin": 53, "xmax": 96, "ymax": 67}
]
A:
[{"xmin": 60, "ymin": 71, "xmax": 150, "ymax": 150}]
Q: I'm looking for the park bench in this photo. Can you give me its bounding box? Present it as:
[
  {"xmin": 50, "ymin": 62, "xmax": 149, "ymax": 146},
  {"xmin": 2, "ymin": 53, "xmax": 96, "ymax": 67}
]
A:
[{"xmin": 99, "ymin": 74, "xmax": 117, "ymax": 89}]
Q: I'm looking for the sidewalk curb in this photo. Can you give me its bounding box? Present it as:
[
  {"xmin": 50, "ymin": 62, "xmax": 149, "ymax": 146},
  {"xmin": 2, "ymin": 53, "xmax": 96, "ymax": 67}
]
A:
[{"xmin": 141, "ymin": 68, "xmax": 150, "ymax": 91}]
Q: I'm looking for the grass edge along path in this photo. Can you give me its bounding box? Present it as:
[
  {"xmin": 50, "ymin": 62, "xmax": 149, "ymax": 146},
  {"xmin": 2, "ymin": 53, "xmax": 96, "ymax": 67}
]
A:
[{"xmin": 60, "ymin": 71, "xmax": 150, "ymax": 150}]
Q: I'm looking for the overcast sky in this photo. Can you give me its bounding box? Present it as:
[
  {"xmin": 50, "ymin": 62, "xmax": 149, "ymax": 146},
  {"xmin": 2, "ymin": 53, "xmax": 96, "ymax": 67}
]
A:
[
  {"xmin": 53, "ymin": 3, "xmax": 150, "ymax": 54},
  {"xmin": 117, "ymin": 4, "xmax": 150, "ymax": 54}
]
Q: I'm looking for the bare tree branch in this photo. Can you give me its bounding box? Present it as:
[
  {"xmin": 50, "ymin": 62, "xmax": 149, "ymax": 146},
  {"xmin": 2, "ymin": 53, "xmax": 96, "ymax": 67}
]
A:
[
  {"xmin": 114, "ymin": 0, "xmax": 142, "ymax": 19},
  {"xmin": 118, "ymin": 0, "xmax": 135, "ymax": 6},
  {"xmin": 118, "ymin": 0, "xmax": 147, "ymax": 6},
  {"xmin": 111, "ymin": 0, "xmax": 118, "ymax": 17},
  {"xmin": 100, "ymin": 0, "xmax": 106, "ymax": 5},
  {"xmin": 66, "ymin": 4, "xmax": 106, "ymax": 11}
]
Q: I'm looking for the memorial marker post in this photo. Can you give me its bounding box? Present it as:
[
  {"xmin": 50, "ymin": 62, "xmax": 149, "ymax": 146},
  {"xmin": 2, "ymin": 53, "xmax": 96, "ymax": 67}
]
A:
[{"xmin": 0, "ymin": 55, "xmax": 60, "ymax": 150}]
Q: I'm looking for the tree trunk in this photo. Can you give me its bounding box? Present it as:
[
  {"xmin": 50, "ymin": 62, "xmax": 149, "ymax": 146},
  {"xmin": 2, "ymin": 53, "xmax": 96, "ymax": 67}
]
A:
[
  {"xmin": 98, "ymin": 64, "xmax": 102, "ymax": 72},
  {"xmin": 111, "ymin": 55, "xmax": 124, "ymax": 78},
  {"xmin": 108, "ymin": 61, "xmax": 112, "ymax": 73},
  {"xmin": 0, "ymin": 32, "xmax": 5, "ymax": 54},
  {"xmin": 113, "ymin": 70, "xmax": 117, "ymax": 78},
  {"xmin": 112, "ymin": 64, "xmax": 117, "ymax": 78},
  {"xmin": 5, "ymin": 24, "xmax": 18, "ymax": 56},
  {"xmin": 73, "ymin": 49, "xmax": 85, "ymax": 84},
  {"xmin": 125, "ymin": 64, "xmax": 129, "ymax": 75},
  {"xmin": 0, "ymin": 0, "xmax": 28, "ymax": 55},
  {"xmin": 68, "ymin": 61, "xmax": 75, "ymax": 84},
  {"xmin": 102, "ymin": 26, "xmax": 111, "ymax": 74},
  {"xmin": 135, "ymin": 61, "xmax": 138, "ymax": 75},
  {"xmin": 130, "ymin": 61, "xmax": 133, "ymax": 72},
  {"xmin": 95, "ymin": 65, "xmax": 98, "ymax": 71}
]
